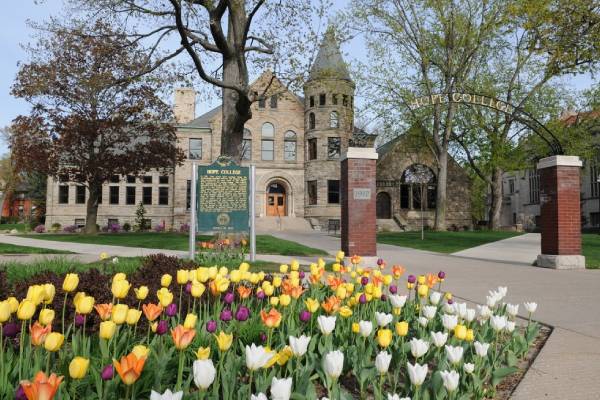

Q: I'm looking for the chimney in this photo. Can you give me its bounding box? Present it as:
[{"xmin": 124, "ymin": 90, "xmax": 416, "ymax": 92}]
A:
[{"xmin": 173, "ymin": 88, "xmax": 196, "ymax": 124}]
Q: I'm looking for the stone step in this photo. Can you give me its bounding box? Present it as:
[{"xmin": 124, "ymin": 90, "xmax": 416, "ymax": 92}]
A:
[
  {"xmin": 377, "ymin": 218, "xmax": 403, "ymax": 232},
  {"xmin": 255, "ymin": 217, "xmax": 313, "ymax": 233}
]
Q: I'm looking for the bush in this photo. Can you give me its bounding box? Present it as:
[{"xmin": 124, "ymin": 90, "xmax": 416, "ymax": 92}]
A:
[
  {"xmin": 154, "ymin": 224, "xmax": 165, "ymax": 233},
  {"xmin": 63, "ymin": 225, "xmax": 78, "ymax": 233},
  {"xmin": 109, "ymin": 223, "xmax": 121, "ymax": 233},
  {"xmin": 34, "ymin": 224, "xmax": 46, "ymax": 233},
  {"xmin": 135, "ymin": 202, "xmax": 150, "ymax": 231},
  {"xmin": 122, "ymin": 222, "xmax": 131, "ymax": 232},
  {"xmin": 50, "ymin": 223, "xmax": 61, "ymax": 232},
  {"xmin": 179, "ymin": 223, "xmax": 190, "ymax": 233}
]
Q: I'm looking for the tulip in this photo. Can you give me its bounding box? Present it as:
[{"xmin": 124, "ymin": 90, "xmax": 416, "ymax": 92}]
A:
[
  {"xmin": 430, "ymin": 331, "xmax": 448, "ymax": 348},
  {"xmin": 111, "ymin": 304, "xmax": 129, "ymax": 325},
  {"xmin": 20, "ymin": 371, "xmax": 63, "ymax": 400},
  {"xmin": 15, "ymin": 385, "xmax": 26, "ymax": 400},
  {"xmin": 389, "ymin": 294, "xmax": 407, "ymax": 309},
  {"xmin": 2, "ymin": 322, "xmax": 20, "ymax": 338},
  {"xmin": 26, "ymin": 285, "xmax": 46, "ymax": 306},
  {"xmin": 299, "ymin": 310, "xmax": 311, "ymax": 323},
  {"xmin": 196, "ymin": 346, "xmax": 210, "ymax": 360},
  {"xmin": 490, "ymin": 315, "xmax": 507, "ymax": 332},
  {"xmin": 235, "ymin": 306, "xmax": 250, "ymax": 321},
  {"xmin": 377, "ymin": 329, "xmax": 393, "ymax": 348},
  {"xmin": 261, "ymin": 308, "xmax": 282, "ymax": 329},
  {"xmin": 95, "ymin": 304, "xmax": 113, "ymax": 321},
  {"xmin": 156, "ymin": 320, "xmax": 168, "ymax": 335},
  {"xmin": 245, "ymin": 343, "xmax": 273, "ymax": 370},
  {"xmin": 17, "ymin": 299, "xmax": 36, "ymax": 320},
  {"xmin": 150, "ymin": 389, "xmax": 184, "ymax": 400},
  {"xmin": 30, "ymin": 322, "xmax": 51, "ymax": 346},
  {"xmin": 113, "ymin": 353, "xmax": 146, "ymax": 385},
  {"xmin": 74, "ymin": 314, "xmax": 85, "ymax": 327},
  {"xmin": 101, "ymin": 364, "xmax": 114, "ymax": 380},
  {"xmin": 142, "ymin": 303, "xmax": 163, "ymax": 322},
  {"xmin": 474, "ymin": 341, "xmax": 490, "ymax": 357},
  {"xmin": 38, "ymin": 309, "xmax": 55, "ymax": 326},
  {"xmin": 506, "ymin": 321, "xmax": 516, "ymax": 333},
  {"xmin": 161, "ymin": 274, "xmax": 172, "ymax": 287},
  {"xmin": 220, "ymin": 309, "xmax": 233, "ymax": 322},
  {"xmin": 395, "ymin": 321, "xmax": 409, "ymax": 337},
  {"xmin": 62, "ymin": 274, "xmax": 79, "ymax": 292},
  {"xmin": 191, "ymin": 282, "xmax": 206, "ymax": 298},
  {"xmin": 289, "ymin": 335, "xmax": 311, "ymax": 357},
  {"xmin": 352, "ymin": 322, "xmax": 360, "ymax": 333},
  {"xmin": 183, "ymin": 313, "xmax": 197, "ymax": 329},
  {"xmin": 251, "ymin": 393, "xmax": 268, "ymax": 400},
  {"xmin": 171, "ymin": 325, "xmax": 196, "ymax": 350},
  {"xmin": 410, "ymin": 338, "xmax": 429, "ymax": 358},
  {"xmin": 271, "ymin": 377, "xmax": 292, "ymax": 400},
  {"xmin": 206, "ymin": 320, "xmax": 217, "ymax": 333},
  {"xmin": 375, "ymin": 312, "xmax": 393, "ymax": 327},
  {"xmin": 215, "ymin": 331, "xmax": 233, "ymax": 352},
  {"xmin": 465, "ymin": 329, "xmax": 474, "ymax": 342},
  {"xmin": 157, "ymin": 288, "xmax": 174, "ymax": 307},
  {"xmin": 0, "ymin": 300, "xmax": 11, "ymax": 323},
  {"xmin": 223, "ymin": 292, "xmax": 235, "ymax": 305},
  {"xmin": 506, "ymin": 303, "xmax": 519, "ymax": 317},
  {"xmin": 279, "ymin": 294, "xmax": 291, "ymax": 307},
  {"xmin": 69, "ymin": 356, "xmax": 90, "ymax": 379},
  {"xmin": 463, "ymin": 363, "xmax": 475, "ymax": 374},
  {"xmin": 304, "ymin": 298, "xmax": 320, "ymax": 313},
  {"xmin": 357, "ymin": 320, "xmax": 372, "ymax": 337},
  {"xmin": 126, "ymin": 309, "xmax": 142, "ymax": 325},
  {"xmin": 406, "ymin": 362, "xmax": 428, "ymax": 386},
  {"xmin": 422, "ymin": 305, "xmax": 437, "ymax": 320},
  {"xmin": 454, "ymin": 324, "xmax": 467, "ymax": 340},
  {"xmin": 440, "ymin": 370, "xmax": 460, "ymax": 392},
  {"xmin": 524, "ymin": 302, "xmax": 537, "ymax": 314},
  {"xmin": 192, "ymin": 359, "xmax": 216, "ymax": 390},
  {"xmin": 387, "ymin": 394, "xmax": 410, "ymax": 400},
  {"xmin": 134, "ymin": 286, "xmax": 149, "ymax": 300},
  {"xmin": 445, "ymin": 345, "xmax": 464, "ymax": 365},
  {"xmin": 375, "ymin": 351, "xmax": 392, "ymax": 374},
  {"xmin": 132, "ymin": 345, "xmax": 150, "ymax": 359},
  {"xmin": 111, "ymin": 279, "xmax": 130, "ymax": 299},
  {"xmin": 75, "ymin": 296, "xmax": 95, "ymax": 315},
  {"xmin": 44, "ymin": 332, "xmax": 65, "ymax": 352},
  {"xmin": 317, "ymin": 315, "xmax": 336, "ymax": 335},
  {"xmin": 323, "ymin": 350, "xmax": 344, "ymax": 379},
  {"xmin": 176, "ymin": 270, "xmax": 189, "ymax": 285}
]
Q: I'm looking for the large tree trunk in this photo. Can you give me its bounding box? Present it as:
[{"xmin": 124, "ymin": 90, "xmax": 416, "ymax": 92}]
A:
[
  {"xmin": 435, "ymin": 151, "xmax": 448, "ymax": 231},
  {"xmin": 489, "ymin": 167, "xmax": 504, "ymax": 229},
  {"xmin": 84, "ymin": 183, "xmax": 101, "ymax": 234}
]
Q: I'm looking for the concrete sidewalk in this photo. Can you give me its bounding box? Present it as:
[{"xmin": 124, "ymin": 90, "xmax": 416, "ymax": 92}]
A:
[{"xmin": 451, "ymin": 233, "xmax": 541, "ymax": 265}]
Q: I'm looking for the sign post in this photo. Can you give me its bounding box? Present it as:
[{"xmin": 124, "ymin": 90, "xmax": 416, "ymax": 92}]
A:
[
  {"xmin": 249, "ymin": 165, "xmax": 256, "ymax": 262},
  {"xmin": 188, "ymin": 163, "xmax": 197, "ymax": 260}
]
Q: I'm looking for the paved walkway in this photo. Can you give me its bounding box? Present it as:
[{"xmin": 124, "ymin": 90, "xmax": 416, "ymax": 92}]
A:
[{"xmin": 451, "ymin": 233, "xmax": 541, "ymax": 265}]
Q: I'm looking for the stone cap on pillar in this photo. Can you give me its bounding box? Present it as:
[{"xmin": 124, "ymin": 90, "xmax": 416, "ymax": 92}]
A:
[
  {"xmin": 537, "ymin": 155, "xmax": 582, "ymax": 170},
  {"xmin": 342, "ymin": 147, "xmax": 379, "ymax": 161}
]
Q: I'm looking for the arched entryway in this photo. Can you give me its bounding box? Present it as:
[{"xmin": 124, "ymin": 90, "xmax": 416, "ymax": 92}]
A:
[
  {"xmin": 376, "ymin": 192, "xmax": 392, "ymax": 219},
  {"xmin": 266, "ymin": 181, "xmax": 287, "ymax": 216}
]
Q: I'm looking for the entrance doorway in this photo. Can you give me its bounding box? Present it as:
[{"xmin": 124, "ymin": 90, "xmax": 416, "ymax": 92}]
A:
[
  {"xmin": 266, "ymin": 182, "xmax": 287, "ymax": 216},
  {"xmin": 376, "ymin": 192, "xmax": 392, "ymax": 219}
]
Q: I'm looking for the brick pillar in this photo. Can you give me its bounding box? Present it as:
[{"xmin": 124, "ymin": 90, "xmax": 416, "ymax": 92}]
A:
[
  {"xmin": 536, "ymin": 155, "xmax": 585, "ymax": 269},
  {"xmin": 341, "ymin": 147, "xmax": 378, "ymax": 257}
]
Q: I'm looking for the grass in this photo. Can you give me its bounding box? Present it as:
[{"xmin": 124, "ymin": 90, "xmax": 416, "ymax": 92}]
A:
[
  {"xmin": 20, "ymin": 232, "xmax": 328, "ymax": 257},
  {"xmin": 377, "ymin": 230, "xmax": 525, "ymax": 253},
  {"xmin": 0, "ymin": 223, "xmax": 27, "ymax": 232},
  {"xmin": 583, "ymin": 234, "xmax": 600, "ymax": 269},
  {"xmin": 0, "ymin": 243, "xmax": 71, "ymax": 254}
]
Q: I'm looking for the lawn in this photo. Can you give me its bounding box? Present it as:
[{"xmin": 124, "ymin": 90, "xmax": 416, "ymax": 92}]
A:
[
  {"xmin": 0, "ymin": 223, "xmax": 27, "ymax": 232},
  {"xmin": 583, "ymin": 234, "xmax": 600, "ymax": 269},
  {"xmin": 20, "ymin": 232, "xmax": 328, "ymax": 256},
  {"xmin": 0, "ymin": 242, "xmax": 71, "ymax": 254},
  {"xmin": 377, "ymin": 230, "xmax": 524, "ymax": 253}
]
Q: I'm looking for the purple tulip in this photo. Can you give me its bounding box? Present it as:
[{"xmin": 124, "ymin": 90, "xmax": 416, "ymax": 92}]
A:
[
  {"xmin": 260, "ymin": 332, "xmax": 267, "ymax": 343},
  {"xmin": 223, "ymin": 292, "xmax": 234, "ymax": 305},
  {"xmin": 220, "ymin": 309, "xmax": 233, "ymax": 322},
  {"xmin": 185, "ymin": 282, "xmax": 192, "ymax": 294},
  {"xmin": 407, "ymin": 274, "xmax": 416, "ymax": 284},
  {"xmin": 235, "ymin": 306, "xmax": 250, "ymax": 322},
  {"xmin": 156, "ymin": 320, "xmax": 168, "ymax": 335},
  {"xmin": 15, "ymin": 385, "xmax": 26, "ymax": 400},
  {"xmin": 361, "ymin": 277, "xmax": 369, "ymax": 285},
  {"xmin": 389, "ymin": 284, "xmax": 398, "ymax": 294},
  {"xmin": 3, "ymin": 322, "xmax": 20, "ymax": 338},
  {"xmin": 165, "ymin": 303, "xmax": 177, "ymax": 317},
  {"xmin": 377, "ymin": 258, "xmax": 384, "ymax": 266},
  {"xmin": 438, "ymin": 271, "xmax": 446, "ymax": 280},
  {"xmin": 299, "ymin": 310, "xmax": 311, "ymax": 322},
  {"xmin": 101, "ymin": 364, "xmax": 114, "ymax": 381},
  {"xmin": 206, "ymin": 320, "xmax": 217, "ymax": 333},
  {"xmin": 256, "ymin": 290, "xmax": 266, "ymax": 300},
  {"xmin": 380, "ymin": 294, "xmax": 388, "ymax": 302},
  {"xmin": 299, "ymin": 271, "xmax": 305, "ymax": 279},
  {"xmin": 359, "ymin": 294, "xmax": 367, "ymax": 304},
  {"xmin": 74, "ymin": 314, "xmax": 85, "ymax": 327},
  {"xmin": 447, "ymin": 298, "xmax": 454, "ymax": 305}
]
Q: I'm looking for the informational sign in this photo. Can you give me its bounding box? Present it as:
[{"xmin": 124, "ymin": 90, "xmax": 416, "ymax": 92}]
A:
[
  {"xmin": 196, "ymin": 157, "xmax": 250, "ymax": 233},
  {"xmin": 353, "ymin": 188, "xmax": 372, "ymax": 200}
]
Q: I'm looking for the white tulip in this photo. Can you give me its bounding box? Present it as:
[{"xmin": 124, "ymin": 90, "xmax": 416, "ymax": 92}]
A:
[
  {"xmin": 406, "ymin": 362, "xmax": 428, "ymax": 386},
  {"xmin": 317, "ymin": 315, "xmax": 336, "ymax": 335},
  {"xmin": 375, "ymin": 312, "xmax": 393, "ymax": 327},
  {"xmin": 443, "ymin": 303, "xmax": 455, "ymax": 314},
  {"xmin": 464, "ymin": 308, "xmax": 476, "ymax": 323},
  {"xmin": 440, "ymin": 370, "xmax": 460, "ymax": 392},
  {"xmin": 445, "ymin": 345, "xmax": 464, "ymax": 365},
  {"xmin": 486, "ymin": 294, "xmax": 499, "ymax": 308},
  {"xmin": 359, "ymin": 320, "xmax": 373, "ymax": 337},
  {"xmin": 497, "ymin": 286, "xmax": 508, "ymax": 298},
  {"xmin": 251, "ymin": 394, "xmax": 268, "ymax": 400},
  {"xmin": 490, "ymin": 315, "xmax": 507, "ymax": 332},
  {"xmin": 389, "ymin": 294, "xmax": 407, "ymax": 308},
  {"xmin": 387, "ymin": 395, "xmax": 411, "ymax": 400},
  {"xmin": 506, "ymin": 303, "xmax": 519, "ymax": 317},
  {"xmin": 193, "ymin": 359, "xmax": 216, "ymax": 390},
  {"xmin": 410, "ymin": 338, "xmax": 429, "ymax": 358},
  {"xmin": 430, "ymin": 331, "xmax": 448, "ymax": 348},
  {"xmin": 112, "ymin": 257, "xmax": 119, "ymax": 264},
  {"xmin": 323, "ymin": 350, "xmax": 344, "ymax": 379},
  {"xmin": 150, "ymin": 389, "xmax": 183, "ymax": 400},
  {"xmin": 442, "ymin": 314, "xmax": 458, "ymax": 331},
  {"xmin": 245, "ymin": 344, "xmax": 273, "ymax": 371},
  {"xmin": 270, "ymin": 377, "xmax": 292, "ymax": 400},
  {"xmin": 477, "ymin": 305, "xmax": 492, "ymax": 320},
  {"xmin": 289, "ymin": 335, "xmax": 311, "ymax": 357},
  {"xmin": 375, "ymin": 351, "xmax": 392, "ymax": 374},
  {"xmin": 506, "ymin": 321, "xmax": 516, "ymax": 333},
  {"xmin": 418, "ymin": 316, "xmax": 429, "ymax": 327},
  {"xmin": 474, "ymin": 341, "xmax": 490, "ymax": 357},
  {"xmin": 463, "ymin": 363, "xmax": 475, "ymax": 374},
  {"xmin": 524, "ymin": 302, "xmax": 537, "ymax": 314},
  {"xmin": 429, "ymin": 291, "xmax": 442, "ymax": 305},
  {"xmin": 453, "ymin": 302, "xmax": 467, "ymax": 318},
  {"xmin": 422, "ymin": 305, "xmax": 437, "ymax": 320}
]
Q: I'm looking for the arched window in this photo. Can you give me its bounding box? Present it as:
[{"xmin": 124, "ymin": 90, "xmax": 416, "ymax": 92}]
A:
[
  {"xmin": 330, "ymin": 111, "xmax": 339, "ymax": 128},
  {"xmin": 400, "ymin": 164, "xmax": 436, "ymax": 210},
  {"xmin": 284, "ymin": 130, "xmax": 297, "ymax": 161},
  {"xmin": 376, "ymin": 192, "xmax": 392, "ymax": 219},
  {"xmin": 261, "ymin": 123, "xmax": 274, "ymax": 160},
  {"xmin": 241, "ymin": 128, "xmax": 252, "ymax": 160},
  {"xmin": 309, "ymin": 113, "xmax": 315, "ymax": 130}
]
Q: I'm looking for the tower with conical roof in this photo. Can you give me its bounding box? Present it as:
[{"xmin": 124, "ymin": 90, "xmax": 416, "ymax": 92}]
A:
[{"xmin": 303, "ymin": 27, "xmax": 355, "ymax": 227}]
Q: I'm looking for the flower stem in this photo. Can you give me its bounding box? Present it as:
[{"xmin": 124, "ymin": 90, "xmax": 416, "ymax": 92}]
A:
[
  {"xmin": 175, "ymin": 350, "xmax": 185, "ymax": 390},
  {"xmin": 62, "ymin": 293, "xmax": 68, "ymax": 334},
  {"xmin": 18, "ymin": 320, "xmax": 26, "ymax": 382}
]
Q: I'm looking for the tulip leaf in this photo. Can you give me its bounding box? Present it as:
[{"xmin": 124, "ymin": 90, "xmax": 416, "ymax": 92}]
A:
[
  {"xmin": 506, "ymin": 350, "xmax": 518, "ymax": 367},
  {"xmin": 492, "ymin": 366, "xmax": 519, "ymax": 386}
]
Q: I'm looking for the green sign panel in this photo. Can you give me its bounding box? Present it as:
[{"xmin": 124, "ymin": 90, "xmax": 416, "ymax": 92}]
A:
[{"xmin": 196, "ymin": 157, "xmax": 250, "ymax": 233}]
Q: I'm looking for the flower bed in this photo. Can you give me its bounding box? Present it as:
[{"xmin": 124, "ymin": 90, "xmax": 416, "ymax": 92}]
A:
[{"xmin": 0, "ymin": 254, "xmax": 541, "ymax": 399}]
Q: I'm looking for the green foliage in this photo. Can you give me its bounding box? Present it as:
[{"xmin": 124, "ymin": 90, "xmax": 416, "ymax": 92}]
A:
[{"xmin": 134, "ymin": 202, "xmax": 150, "ymax": 232}]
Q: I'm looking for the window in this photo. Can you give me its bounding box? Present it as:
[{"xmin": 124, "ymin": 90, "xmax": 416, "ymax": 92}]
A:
[
  {"xmin": 342, "ymin": 95, "xmax": 348, "ymax": 107},
  {"xmin": 308, "ymin": 138, "xmax": 317, "ymax": 160},
  {"xmin": 400, "ymin": 164, "xmax": 437, "ymax": 210},
  {"xmin": 330, "ymin": 111, "xmax": 339, "ymax": 128},
  {"xmin": 284, "ymin": 130, "xmax": 297, "ymax": 161},
  {"xmin": 307, "ymin": 180, "xmax": 317, "ymax": 205},
  {"xmin": 258, "ymin": 96, "xmax": 266, "ymax": 108},
  {"xmin": 332, "ymin": 94, "xmax": 338, "ymax": 105},
  {"xmin": 109, "ymin": 186, "xmax": 119, "ymax": 204},
  {"xmin": 262, "ymin": 122, "xmax": 274, "ymax": 138},
  {"xmin": 143, "ymin": 187, "xmax": 152, "ymax": 205},
  {"xmin": 59, "ymin": 185, "xmax": 69, "ymax": 204},
  {"xmin": 270, "ymin": 95, "xmax": 278, "ymax": 108},
  {"xmin": 159, "ymin": 175, "xmax": 169, "ymax": 184},
  {"xmin": 261, "ymin": 123, "xmax": 274, "ymax": 160},
  {"xmin": 591, "ymin": 161, "xmax": 599, "ymax": 198},
  {"xmin": 126, "ymin": 175, "xmax": 136, "ymax": 184},
  {"xmin": 508, "ymin": 179, "xmax": 515, "ymax": 194},
  {"xmin": 319, "ymin": 93, "xmax": 326, "ymax": 106},
  {"xmin": 186, "ymin": 180, "xmax": 191, "ymax": 209},
  {"xmin": 142, "ymin": 175, "xmax": 152, "ymax": 184},
  {"xmin": 74, "ymin": 219, "xmax": 85, "ymax": 228},
  {"xmin": 528, "ymin": 169, "xmax": 540, "ymax": 204},
  {"xmin": 189, "ymin": 138, "xmax": 202, "ymax": 160},
  {"xmin": 400, "ymin": 185, "xmax": 410, "ymax": 209},
  {"xmin": 159, "ymin": 187, "xmax": 169, "ymax": 205},
  {"xmin": 76, "ymin": 186, "xmax": 86, "ymax": 204},
  {"xmin": 110, "ymin": 175, "xmax": 120, "ymax": 183},
  {"xmin": 327, "ymin": 180, "xmax": 340, "ymax": 204},
  {"xmin": 242, "ymin": 129, "xmax": 252, "ymax": 160},
  {"xmin": 591, "ymin": 212, "xmax": 600, "ymax": 227},
  {"xmin": 309, "ymin": 96, "xmax": 315, "ymax": 107},
  {"xmin": 98, "ymin": 187, "xmax": 102, "ymax": 204},
  {"xmin": 126, "ymin": 187, "xmax": 136, "ymax": 205},
  {"xmin": 328, "ymin": 137, "xmax": 341, "ymax": 159},
  {"xmin": 309, "ymin": 113, "xmax": 315, "ymax": 130}
]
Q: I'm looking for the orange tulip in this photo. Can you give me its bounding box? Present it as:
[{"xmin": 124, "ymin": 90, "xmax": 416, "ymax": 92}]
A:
[
  {"xmin": 237, "ymin": 286, "xmax": 252, "ymax": 299},
  {"xmin": 350, "ymin": 255, "xmax": 361, "ymax": 265},
  {"xmin": 142, "ymin": 303, "xmax": 163, "ymax": 322},
  {"xmin": 321, "ymin": 295, "xmax": 341, "ymax": 315},
  {"xmin": 30, "ymin": 322, "xmax": 52, "ymax": 347},
  {"xmin": 281, "ymin": 280, "xmax": 304, "ymax": 298},
  {"xmin": 260, "ymin": 308, "xmax": 282, "ymax": 328},
  {"xmin": 94, "ymin": 304, "xmax": 113, "ymax": 321},
  {"xmin": 170, "ymin": 325, "xmax": 196, "ymax": 350},
  {"xmin": 113, "ymin": 353, "xmax": 146, "ymax": 385},
  {"xmin": 426, "ymin": 273, "xmax": 439, "ymax": 288},
  {"xmin": 20, "ymin": 371, "xmax": 63, "ymax": 400},
  {"xmin": 392, "ymin": 265, "xmax": 406, "ymax": 279},
  {"xmin": 326, "ymin": 275, "xmax": 344, "ymax": 290}
]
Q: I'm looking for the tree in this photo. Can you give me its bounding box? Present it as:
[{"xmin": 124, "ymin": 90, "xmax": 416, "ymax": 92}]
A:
[
  {"xmin": 64, "ymin": 0, "xmax": 329, "ymax": 159},
  {"xmin": 134, "ymin": 202, "xmax": 150, "ymax": 232},
  {"xmin": 10, "ymin": 22, "xmax": 185, "ymax": 234}
]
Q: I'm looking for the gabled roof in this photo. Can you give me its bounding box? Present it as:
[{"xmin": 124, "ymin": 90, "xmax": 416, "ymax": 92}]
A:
[
  {"xmin": 179, "ymin": 105, "xmax": 221, "ymax": 129},
  {"xmin": 308, "ymin": 27, "xmax": 352, "ymax": 82}
]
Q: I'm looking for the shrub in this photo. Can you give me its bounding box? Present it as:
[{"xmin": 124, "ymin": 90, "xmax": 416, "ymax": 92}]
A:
[
  {"xmin": 122, "ymin": 222, "xmax": 131, "ymax": 232},
  {"xmin": 154, "ymin": 224, "xmax": 165, "ymax": 233},
  {"xmin": 135, "ymin": 202, "xmax": 150, "ymax": 231},
  {"xmin": 34, "ymin": 224, "xmax": 46, "ymax": 233},
  {"xmin": 63, "ymin": 225, "xmax": 78, "ymax": 233},
  {"xmin": 179, "ymin": 223, "xmax": 190, "ymax": 233},
  {"xmin": 50, "ymin": 223, "xmax": 61, "ymax": 232},
  {"xmin": 101, "ymin": 225, "xmax": 109, "ymax": 232},
  {"xmin": 109, "ymin": 223, "xmax": 121, "ymax": 233}
]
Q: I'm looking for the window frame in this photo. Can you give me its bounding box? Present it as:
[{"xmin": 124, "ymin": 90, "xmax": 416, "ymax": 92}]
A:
[
  {"xmin": 189, "ymin": 138, "xmax": 203, "ymax": 160},
  {"xmin": 284, "ymin": 130, "xmax": 297, "ymax": 161},
  {"xmin": 270, "ymin": 95, "xmax": 278, "ymax": 108},
  {"xmin": 319, "ymin": 93, "xmax": 326, "ymax": 106},
  {"xmin": 330, "ymin": 111, "xmax": 339, "ymax": 128},
  {"xmin": 142, "ymin": 187, "xmax": 152, "ymax": 205},
  {"xmin": 109, "ymin": 186, "xmax": 119, "ymax": 205},
  {"xmin": 158, "ymin": 187, "xmax": 169, "ymax": 205},
  {"xmin": 327, "ymin": 137, "xmax": 341, "ymax": 159},
  {"xmin": 75, "ymin": 185, "xmax": 86, "ymax": 204},
  {"xmin": 327, "ymin": 180, "xmax": 340, "ymax": 204},
  {"xmin": 58, "ymin": 185, "xmax": 69, "ymax": 204},
  {"xmin": 308, "ymin": 138, "xmax": 317, "ymax": 160},
  {"xmin": 126, "ymin": 186, "xmax": 136, "ymax": 205},
  {"xmin": 309, "ymin": 113, "xmax": 315, "ymax": 130}
]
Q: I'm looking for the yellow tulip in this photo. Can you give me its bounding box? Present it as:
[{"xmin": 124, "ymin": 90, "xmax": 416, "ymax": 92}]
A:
[
  {"xmin": 239, "ymin": 262, "xmax": 250, "ymax": 272},
  {"xmin": 263, "ymin": 284, "xmax": 274, "ymax": 296},
  {"xmin": 189, "ymin": 270, "xmax": 197, "ymax": 281},
  {"xmin": 352, "ymin": 322, "xmax": 360, "ymax": 333},
  {"xmin": 126, "ymin": 309, "xmax": 142, "ymax": 325},
  {"xmin": 454, "ymin": 324, "xmax": 467, "ymax": 340},
  {"xmin": 111, "ymin": 304, "xmax": 129, "ymax": 325},
  {"xmin": 214, "ymin": 331, "xmax": 233, "ymax": 352},
  {"xmin": 276, "ymin": 346, "xmax": 293, "ymax": 366},
  {"xmin": 218, "ymin": 267, "xmax": 228, "ymax": 277},
  {"xmin": 0, "ymin": 300, "xmax": 11, "ymax": 323},
  {"xmin": 208, "ymin": 267, "xmax": 218, "ymax": 279},
  {"xmin": 39, "ymin": 309, "xmax": 55, "ymax": 326},
  {"xmin": 373, "ymin": 286, "xmax": 383, "ymax": 299},
  {"xmin": 111, "ymin": 279, "xmax": 131, "ymax": 299},
  {"xmin": 99, "ymin": 321, "xmax": 117, "ymax": 339},
  {"xmin": 43, "ymin": 284, "xmax": 56, "ymax": 304},
  {"xmin": 7, "ymin": 297, "xmax": 18, "ymax": 313},
  {"xmin": 183, "ymin": 313, "xmax": 197, "ymax": 329},
  {"xmin": 395, "ymin": 321, "xmax": 409, "ymax": 337},
  {"xmin": 113, "ymin": 272, "xmax": 127, "ymax": 282},
  {"xmin": 134, "ymin": 286, "xmax": 149, "ymax": 300},
  {"xmin": 75, "ymin": 296, "xmax": 95, "ymax": 315},
  {"xmin": 445, "ymin": 292, "xmax": 452, "ymax": 300},
  {"xmin": 100, "ymin": 252, "xmax": 109, "ymax": 260},
  {"xmin": 304, "ymin": 298, "xmax": 319, "ymax": 313},
  {"xmin": 44, "ymin": 332, "xmax": 65, "ymax": 352},
  {"xmin": 213, "ymin": 276, "xmax": 230, "ymax": 293},
  {"xmin": 132, "ymin": 345, "xmax": 150, "ymax": 359},
  {"xmin": 279, "ymin": 264, "xmax": 289, "ymax": 274},
  {"xmin": 336, "ymin": 286, "xmax": 347, "ymax": 300},
  {"xmin": 69, "ymin": 357, "xmax": 90, "ymax": 379},
  {"xmin": 26, "ymin": 285, "xmax": 46, "ymax": 306},
  {"xmin": 191, "ymin": 282, "xmax": 205, "ymax": 298},
  {"xmin": 270, "ymin": 297, "xmax": 279, "ymax": 306},
  {"xmin": 465, "ymin": 329, "xmax": 474, "ymax": 342},
  {"xmin": 196, "ymin": 268, "xmax": 209, "ymax": 283},
  {"xmin": 62, "ymin": 274, "xmax": 79, "ymax": 292},
  {"xmin": 383, "ymin": 275, "xmax": 393, "ymax": 286},
  {"xmin": 230, "ymin": 269, "xmax": 242, "ymax": 283},
  {"xmin": 17, "ymin": 299, "xmax": 36, "ymax": 320},
  {"xmin": 161, "ymin": 274, "xmax": 173, "ymax": 287},
  {"xmin": 177, "ymin": 270, "xmax": 189, "ymax": 285},
  {"xmin": 332, "ymin": 263, "xmax": 341, "ymax": 272},
  {"xmin": 291, "ymin": 260, "xmax": 300, "ymax": 271},
  {"xmin": 339, "ymin": 306, "xmax": 353, "ymax": 318},
  {"xmin": 377, "ymin": 329, "xmax": 393, "ymax": 348},
  {"xmin": 279, "ymin": 294, "xmax": 291, "ymax": 307},
  {"xmin": 196, "ymin": 346, "xmax": 211, "ymax": 360},
  {"xmin": 250, "ymin": 273, "xmax": 260, "ymax": 284},
  {"xmin": 272, "ymin": 276, "xmax": 282, "ymax": 288},
  {"xmin": 417, "ymin": 284, "xmax": 429, "ymax": 298},
  {"xmin": 156, "ymin": 288, "xmax": 173, "ymax": 307},
  {"xmin": 417, "ymin": 275, "xmax": 426, "ymax": 285},
  {"xmin": 336, "ymin": 250, "xmax": 345, "ymax": 260}
]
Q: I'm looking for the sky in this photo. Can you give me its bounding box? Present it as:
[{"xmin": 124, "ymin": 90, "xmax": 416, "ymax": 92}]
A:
[{"xmin": 0, "ymin": 0, "xmax": 596, "ymax": 156}]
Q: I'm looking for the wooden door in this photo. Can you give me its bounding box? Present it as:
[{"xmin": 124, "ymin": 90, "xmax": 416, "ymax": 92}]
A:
[{"xmin": 266, "ymin": 193, "xmax": 286, "ymax": 216}]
